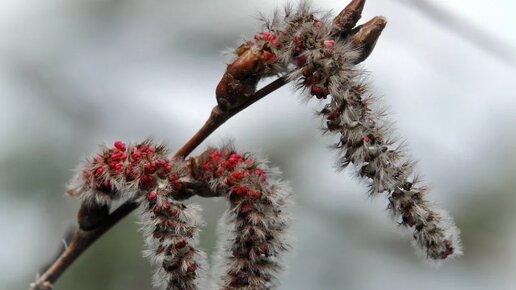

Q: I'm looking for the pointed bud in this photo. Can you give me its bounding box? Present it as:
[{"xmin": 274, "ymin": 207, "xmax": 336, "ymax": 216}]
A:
[
  {"xmin": 351, "ymin": 16, "xmax": 387, "ymax": 64},
  {"xmin": 216, "ymin": 46, "xmax": 264, "ymax": 111},
  {"xmin": 332, "ymin": 0, "xmax": 366, "ymax": 36}
]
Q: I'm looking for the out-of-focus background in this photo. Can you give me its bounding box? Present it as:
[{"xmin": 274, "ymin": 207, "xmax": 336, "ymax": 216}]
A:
[{"xmin": 1, "ymin": 0, "xmax": 515, "ymax": 289}]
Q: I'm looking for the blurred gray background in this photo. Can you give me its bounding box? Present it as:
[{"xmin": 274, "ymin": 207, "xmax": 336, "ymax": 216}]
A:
[{"xmin": 1, "ymin": 0, "xmax": 515, "ymax": 289}]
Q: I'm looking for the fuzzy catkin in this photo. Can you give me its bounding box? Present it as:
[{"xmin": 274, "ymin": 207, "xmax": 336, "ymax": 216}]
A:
[
  {"xmin": 67, "ymin": 141, "xmax": 206, "ymax": 289},
  {"xmin": 234, "ymin": 1, "xmax": 461, "ymax": 260},
  {"xmin": 194, "ymin": 146, "xmax": 292, "ymax": 290}
]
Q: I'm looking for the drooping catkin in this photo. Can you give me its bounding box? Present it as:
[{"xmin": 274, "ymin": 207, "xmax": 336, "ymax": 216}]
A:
[
  {"xmin": 221, "ymin": 0, "xmax": 461, "ymax": 260},
  {"xmin": 193, "ymin": 146, "xmax": 292, "ymax": 290},
  {"xmin": 67, "ymin": 141, "xmax": 206, "ymax": 289}
]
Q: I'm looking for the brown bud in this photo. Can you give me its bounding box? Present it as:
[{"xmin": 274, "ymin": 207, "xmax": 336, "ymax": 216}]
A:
[
  {"xmin": 351, "ymin": 16, "xmax": 387, "ymax": 64},
  {"xmin": 216, "ymin": 45, "xmax": 265, "ymax": 111},
  {"xmin": 78, "ymin": 203, "xmax": 109, "ymax": 230},
  {"xmin": 332, "ymin": 0, "xmax": 366, "ymax": 36}
]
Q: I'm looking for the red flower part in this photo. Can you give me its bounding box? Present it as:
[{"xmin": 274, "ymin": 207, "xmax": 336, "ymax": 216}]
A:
[
  {"xmin": 310, "ymin": 85, "xmax": 322, "ymax": 96},
  {"xmin": 294, "ymin": 34, "xmax": 303, "ymax": 45},
  {"xmin": 125, "ymin": 165, "xmax": 138, "ymax": 181},
  {"xmin": 220, "ymin": 153, "xmax": 245, "ymax": 171},
  {"xmin": 102, "ymin": 180, "xmax": 111, "ymax": 189},
  {"xmin": 111, "ymin": 150, "xmax": 127, "ymax": 162},
  {"xmin": 144, "ymin": 162, "xmax": 158, "ymax": 174},
  {"xmin": 202, "ymin": 160, "xmax": 214, "ymax": 173},
  {"xmin": 147, "ymin": 191, "xmax": 158, "ymax": 200},
  {"xmin": 327, "ymin": 111, "xmax": 341, "ymax": 121},
  {"xmin": 138, "ymin": 144, "xmax": 155, "ymax": 159},
  {"xmin": 259, "ymin": 245, "xmax": 270, "ymax": 255},
  {"xmin": 113, "ymin": 162, "xmax": 124, "ymax": 174},
  {"xmin": 210, "ymin": 150, "xmax": 222, "ymax": 163},
  {"xmin": 228, "ymin": 153, "xmax": 244, "ymax": 164},
  {"xmin": 296, "ymin": 55, "xmax": 307, "ymax": 67},
  {"xmin": 248, "ymin": 190, "xmax": 262, "ymax": 200},
  {"xmin": 187, "ymin": 264, "xmax": 197, "ymax": 273},
  {"xmin": 302, "ymin": 67, "xmax": 312, "ymax": 77},
  {"xmin": 263, "ymin": 51, "xmax": 278, "ymax": 63},
  {"xmin": 168, "ymin": 173, "xmax": 182, "ymax": 190},
  {"xmin": 114, "ymin": 141, "xmax": 126, "ymax": 152},
  {"xmin": 226, "ymin": 171, "xmax": 246, "ymax": 185},
  {"xmin": 231, "ymin": 186, "xmax": 249, "ymax": 198},
  {"xmin": 253, "ymin": 169, "xmax": 267, "ymax": 181},
  {"xmin": 323, "ymin": 39, "xmax": 336, "ymax": 48},
  {"xmin": 314, "ymin": 20, "xmax": 322, "ymax": 28},
  {"xmin": 240, "ymin": 202, "xmax": 254, "ymax": 213},
  {"xmin": 271, "ymin": 38, "xmax": 281, "ymax": 48},
  {"xmin": 94, "ymin": 166, "xmax": 105, "ymax": 178},
  {"xmin": 264, "ymin": 32, "xmax": 276, "ymax": 41},
  {"xmin": 175, "ymin": 240, "xmax": 188, "ymax": 250},
  {"xmin": 131, "ymin": 148, "xmax": 142, "ymax": 162},
  {"xmin": 311, "ymin": 85, "xmax": 330, "ymax": 99},
  {"xmin": 139, "ymin": 175, "xmax": 155, "ymax": 191}
]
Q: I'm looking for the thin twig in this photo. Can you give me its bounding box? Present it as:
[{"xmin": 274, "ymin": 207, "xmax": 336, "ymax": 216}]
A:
[{"xmin": 30, "ymin": 74, "xmax": 289, "ymax": 290}]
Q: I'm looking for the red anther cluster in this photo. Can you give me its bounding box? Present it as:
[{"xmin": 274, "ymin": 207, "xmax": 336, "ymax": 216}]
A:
[
  {"xmin": 187, "ymin": 264, "xmax": 197, "ymax": 273},
  {"xmin": 323, "ymin": 39, "xmax": 336, "ymax": 48},
  {"xmin": 310, "ymin": 85, "xmax": 330, "ymax": 99},
  {"xmin": 326, "ymin": 110, "xmax": 342, "ymax": 131},
  {"xmin": 199, "ymin": 149, "xmax": 268, "ymax": 203},
  {"xmin": 221, "ymin": 153, "xmax": 245, "ymax": 171},
  {"xmin": 230, "ymin": 186, "xmax": 250, "ymax": 198},
  {"xmin": 106, "ymin": 142, "xmax": 175, "ymax": 194},
  {"xmin": 82, "ymin": 141, "xmax": 176, "ymax": 196},
  {"xmin": 293, "ymin": 34, "xmax": 304, "ymax": 55},
  {"xmin": 230, "ymin": 184, "xmax": 262, "ymax": 200},
  {"xmin": 139, "ymin": 175, "xmax": 155, "ymax": 191},
  {"xmin": 254, "ymin": 31, "xmax": 281, "ymax": 48},
  {"xmin": 85, "ymin": 141, "xmax": 128, "ymax": 191},
  {"xmin": 94, "ymin": 166, "xmax": 105, "ymax": 178},
  {"xmin": 296, "ymin": 55, "xmax": 307, "ymax": 67},
  {"xmin": 168, "ymin": 173, "xmax": 182, "ymax": 191},
  {"xmin": 262, "ymin": 51, "xmax": 278, "ymax": 63},
  {"xmin": 302, "ymin": 68, "xmax": 331, "ymax": 99},
  {"xmin": 254, "ymin": 169, "xmax": 267, "ymax": 182},
  {"xmin": 133, "ymin": 143, "xmax": 156, "ymax": 161},
  {"xmin": 175, "ymin": 240, "xmax": 188, "ymax": 250},
  {"xmin": 114, "ymin": 141, "xmax": 126, "ymax": 151},
  {"xmin": 147, "ymin": 191, "xmax": 158, "ymax": 200},
  {"xmin": 254, "ymin": 31, "xmax": 281, "ymax": 64},
  {"xmin": 226, "ymin": 170, "xmax": 253, "ymax": 186}
]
